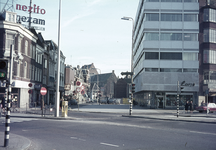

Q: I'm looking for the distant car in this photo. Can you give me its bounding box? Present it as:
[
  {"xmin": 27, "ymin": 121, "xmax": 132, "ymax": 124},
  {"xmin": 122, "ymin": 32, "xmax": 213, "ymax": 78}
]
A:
[
  {"xmin": 107, "ymin": 99, "xmax": 115, "ymax": 104},
  {"xmin": 69, "ymin": 99, "xmax": 77, "ymax": 105},
  {"xmin": 100, "ymin": 99, "xmax": 107, "ymax": 104},
  {"xmin": 196, "ymin": 103, "xmax": 216, "ymax": 113}
]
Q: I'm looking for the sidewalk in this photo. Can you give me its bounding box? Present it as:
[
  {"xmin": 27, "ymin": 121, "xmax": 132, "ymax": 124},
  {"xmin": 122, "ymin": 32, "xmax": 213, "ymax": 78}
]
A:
[{"xmin": 0, "ymin": 133, "xmax": 31, "ymax": 150}]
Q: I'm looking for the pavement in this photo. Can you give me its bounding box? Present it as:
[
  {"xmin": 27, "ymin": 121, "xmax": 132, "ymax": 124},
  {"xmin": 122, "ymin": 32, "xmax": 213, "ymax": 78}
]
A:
[{"xmin": 0, "ymin": 103, "xmax": 216, "ymax": 150}]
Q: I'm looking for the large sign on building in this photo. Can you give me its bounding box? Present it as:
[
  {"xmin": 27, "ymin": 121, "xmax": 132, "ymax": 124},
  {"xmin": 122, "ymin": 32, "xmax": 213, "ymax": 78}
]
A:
[{"xmin": 15, "ymin": 2, "xmax": 46, "ymax": 31}]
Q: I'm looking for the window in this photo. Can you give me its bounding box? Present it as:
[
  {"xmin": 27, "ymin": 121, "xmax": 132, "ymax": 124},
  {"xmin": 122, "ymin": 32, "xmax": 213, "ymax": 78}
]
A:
[
  {"xmin": 25, "ymin": 40, "xmax": 28, "ymax": 55},
  {"xmin": 160, "ymin": 68, "xmax": 182, "ymax": 72},
  {"xmin": 183, "ymin": 68, "xmax": 197, "ymax": 72},
  {"xmin": 184, "ymin": 14, "xmax": 198, "ymax": 21},
  {"xmin": 161, "ymin": 0, "xmax": 182, "ymax": 2},
  {"xmin": 144, "ymin": 33, "xmax": 159, "ymax": 41},
  {"xmin": 161, "ymin": 33, "xmax": 182, "ymax": 41},
  {"xmin": 17, "ymin": 61, "xmax": 20, "ymax": 77},
  {"xmin": 183, "ymin": 53, "xmax": 198, "ymax": 61},
  {"xmin": 184, "ymin": 0, "xmax": 198, "ymax": 2},
  {"xmin": 18, "ymin": 37, "xmax": 22, "ymax": 53},
  {"xmin": 44, "ymin": 59, "xmax": 47, "ymax": 68},
  {"xmin": 145, "ymin": 52, "xmax": 159, "ymax": 59},
  {"xmin": 203, "ymin": 29, "xmax": 216, "ymax": 43},
  {"xmin": 145, "ymin": 68, "xmax": 158, "ymax": 72},
  {"xmin": 184, "ymin": 33, "xmax": 197, "ymax": 41},
  {"xmin": 146, "ymin": 0, "xmax": 159, "ymax": 2},
  {"xmin": 161, "ymin": 14, "xmax": 182, "ymax": 21},
  {"xmin": 24, "ymin": 61, "xmax": 27, "ymax": 78},
  {"xmin": 160, "ymin": 52, "xmax": 182, "ymax": 60},
  {"xmin": 145, "ymin": 13, "xmax": 159, "ymax": 21},
  {"xmin": 204, "ymin": 71, "xmax": 216, "ymax": 84},
  {"xmin": 6, "ymin": 34, "xmax": 14, "ymax": 49},
  {"xmin": 204, "ymin": 8, "xmax": 216, "ymax": 23},
  {"xmin": 203, "ymin": 50, "xmax": 216, "ymax": 64}
]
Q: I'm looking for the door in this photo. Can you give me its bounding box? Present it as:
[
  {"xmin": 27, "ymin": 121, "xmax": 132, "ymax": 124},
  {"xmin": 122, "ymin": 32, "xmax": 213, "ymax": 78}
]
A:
[{"xmin": 157, "ymin": 97, "xmax": 164, "ymax": 108}]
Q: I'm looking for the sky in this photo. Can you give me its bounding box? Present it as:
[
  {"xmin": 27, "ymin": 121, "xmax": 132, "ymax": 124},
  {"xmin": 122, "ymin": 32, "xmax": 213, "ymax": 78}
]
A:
[{"xmin": 1, "ymin": 0, "xmax": 139, "ymax": 77}]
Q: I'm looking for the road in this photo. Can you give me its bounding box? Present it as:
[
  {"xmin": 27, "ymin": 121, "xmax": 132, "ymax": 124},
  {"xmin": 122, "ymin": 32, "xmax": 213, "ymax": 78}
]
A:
[{"xmin": 1, "ymin": 111, "xmax": 216, "ymax": 150}]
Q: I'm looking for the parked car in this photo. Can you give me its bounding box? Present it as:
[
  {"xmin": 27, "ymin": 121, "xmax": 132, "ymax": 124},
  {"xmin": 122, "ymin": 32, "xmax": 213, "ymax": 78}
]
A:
[
  {"xmin": 69, "ymin": 99, "xmax": 77, "ymax": 105},
  {"xmin": 100, "ymin": 99, "xmax": 107, "ymax": 104},
  {"xmin": 196, "ymin": 103, "xmax": 216, "ymax": 113}
]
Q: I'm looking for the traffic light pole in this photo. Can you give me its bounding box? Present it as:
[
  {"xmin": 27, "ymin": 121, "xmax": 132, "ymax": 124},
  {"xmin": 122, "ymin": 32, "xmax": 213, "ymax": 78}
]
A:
[
  {"xmin": 4, "ymin": 45, "xmax": 13, "ymax": 147},
  {"xmin": 177, "ymin": 81, "xmax": 179, "ymax": 118}
]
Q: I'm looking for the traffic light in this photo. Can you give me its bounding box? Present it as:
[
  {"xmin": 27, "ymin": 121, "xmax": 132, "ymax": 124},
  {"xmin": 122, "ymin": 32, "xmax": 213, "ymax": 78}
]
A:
[
  {"xmin": 0, "ymin": 59, "xmax": 8, "ymax": 81},
  {"xmin": 180, "ymin": 86, "xmax": 184, "ymax": 93},
  {"xmin": 132, "ymin": 83, "xmax": 135, "ymax": 93}
]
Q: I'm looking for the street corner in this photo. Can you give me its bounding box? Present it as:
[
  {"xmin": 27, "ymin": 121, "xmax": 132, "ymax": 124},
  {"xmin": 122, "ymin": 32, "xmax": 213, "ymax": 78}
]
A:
[{"xmin": 0, "ymin": 133, "xmax": 31, "ymax": 150}]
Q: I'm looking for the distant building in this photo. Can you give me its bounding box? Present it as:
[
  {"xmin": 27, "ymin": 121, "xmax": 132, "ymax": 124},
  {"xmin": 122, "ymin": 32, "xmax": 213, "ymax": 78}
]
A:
[{"xmin": 90, "ymin": 70, "xmax": 118, "ymax": 100}]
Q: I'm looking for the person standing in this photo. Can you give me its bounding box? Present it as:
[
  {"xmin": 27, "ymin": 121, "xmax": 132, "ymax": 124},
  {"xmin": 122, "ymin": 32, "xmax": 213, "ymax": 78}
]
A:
[
  {"xmin": 185, "ymin": 101, "xmax": 189, "ymax": 113},
  {"xmin": 189, "ymin": 101, "xmax": 193, "ymax": 113}
]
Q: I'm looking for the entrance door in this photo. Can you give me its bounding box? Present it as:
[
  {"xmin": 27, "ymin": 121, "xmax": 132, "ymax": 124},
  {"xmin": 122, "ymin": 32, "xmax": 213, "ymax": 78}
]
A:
[{"xmin": 157, "ymin": 97, "xmax": 164, "ymax": 108}]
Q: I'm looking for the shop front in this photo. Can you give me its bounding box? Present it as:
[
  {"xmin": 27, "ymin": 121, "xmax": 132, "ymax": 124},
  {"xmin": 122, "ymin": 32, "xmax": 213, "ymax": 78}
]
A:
[{"xmin": 135, "ymin": 91, "xmax": 198, "ymax": 109}]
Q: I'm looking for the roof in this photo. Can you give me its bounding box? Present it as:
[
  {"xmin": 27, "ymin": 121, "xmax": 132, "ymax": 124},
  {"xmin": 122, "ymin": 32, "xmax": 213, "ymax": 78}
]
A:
[{"xmin": 91, "ymin": 73, "xmax": 112, "ymax": 83}]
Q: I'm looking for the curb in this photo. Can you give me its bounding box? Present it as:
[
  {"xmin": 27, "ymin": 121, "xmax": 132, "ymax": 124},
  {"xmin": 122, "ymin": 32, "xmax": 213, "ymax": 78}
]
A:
[{"xmin": 122, "ymin": 115, "xmax": 216, "ymax": 124}]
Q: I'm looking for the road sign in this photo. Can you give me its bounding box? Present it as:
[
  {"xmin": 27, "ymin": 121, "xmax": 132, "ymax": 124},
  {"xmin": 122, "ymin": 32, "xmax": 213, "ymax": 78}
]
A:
[
  {"xmin": 76, "ymin": 81, "xmax": 81, "ymax": 86},
  {"xmin": 28, "ymin": 83, "xmax": 32, "ymax": 87},
  {"xmin": 40, "ymin": 87, "xmax": 47, "ymax": 95},
  {"xmin": 81, "ymin": 90, "xmax": 85, "ymax": 95},
  {"xmin": 28, "ymin": 89, "xmax": 33, "ymax": 94}
]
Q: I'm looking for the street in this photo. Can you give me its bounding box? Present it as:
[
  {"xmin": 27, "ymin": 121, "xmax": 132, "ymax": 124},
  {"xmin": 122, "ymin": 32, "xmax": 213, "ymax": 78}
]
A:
[{"xmin": 1, "ymin": 107, "xmax": 216, "ymax": 150}]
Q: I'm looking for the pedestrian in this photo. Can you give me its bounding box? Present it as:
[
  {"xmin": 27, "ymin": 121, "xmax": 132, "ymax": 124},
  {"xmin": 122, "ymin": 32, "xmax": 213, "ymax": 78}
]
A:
[
  {"xmin": 185, "ymin": 101, "xmax": 189, "ymax": 113},
  {"xmin": 189, "ymin": 101, "xmax": 193, "ymax": 113}
]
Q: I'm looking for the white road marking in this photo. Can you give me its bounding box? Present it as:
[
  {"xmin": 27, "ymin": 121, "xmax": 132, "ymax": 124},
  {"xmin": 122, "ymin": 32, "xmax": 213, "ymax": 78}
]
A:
[
  {"xmin": 70, "ymin": 137, "xmax": 86, "ymax": 141},
  {"xmin": 70, "ymin": 137, "xmax": 78, "ymax": 140},
  {"xmin": 190, "ymin": 131, "xmax": 216, "ymax": 136},
  {"xmin": 100, "ymin": 142, "xmax": 119, "ymax": 148},
  {"xmin": 78, "ymin": 138, "xmax": 86, "ymax": 141}
]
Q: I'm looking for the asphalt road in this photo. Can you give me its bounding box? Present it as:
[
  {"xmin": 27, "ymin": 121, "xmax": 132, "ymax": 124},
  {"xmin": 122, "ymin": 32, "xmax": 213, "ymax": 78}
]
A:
[{"xmin": 1, "ymin": 112, "xmax": 216, "ymax": 150}]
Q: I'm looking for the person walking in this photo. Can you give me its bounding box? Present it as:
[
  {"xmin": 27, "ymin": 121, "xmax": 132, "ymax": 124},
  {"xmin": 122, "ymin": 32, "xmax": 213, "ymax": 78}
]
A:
[
  {"xmin": 189, "ymin": 101, "xmax": 193, "ymax": 113},
  {"xmin": 185, "ymin": 101, "xmax": 189, "ymax": 113}
]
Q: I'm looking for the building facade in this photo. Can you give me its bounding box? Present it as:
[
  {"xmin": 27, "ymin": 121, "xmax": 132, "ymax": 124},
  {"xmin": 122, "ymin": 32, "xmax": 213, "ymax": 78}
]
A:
[
  {"xmin": 133, "ymin": 0, "xmax": 199, "ymax": 108},
  {"xmin": 199, "ymin": 0, "xmax": 216, "ymax": 104}
]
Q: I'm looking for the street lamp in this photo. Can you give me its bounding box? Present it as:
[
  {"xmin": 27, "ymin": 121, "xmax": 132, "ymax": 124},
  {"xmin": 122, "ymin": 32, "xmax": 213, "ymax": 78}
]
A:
[{"xmin": 121, "ymin": 16, "xmax": 134, "ymax": 115}]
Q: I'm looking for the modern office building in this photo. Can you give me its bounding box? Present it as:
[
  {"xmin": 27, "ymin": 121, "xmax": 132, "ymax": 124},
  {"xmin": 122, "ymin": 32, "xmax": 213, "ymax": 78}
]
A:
[
  {"xmin": 133, "ymin": 0, "xmax": 199, "ymax": 109},
  {"xmin": 199, "ymin": 0, "xmax": 216, "ymax": 103}
]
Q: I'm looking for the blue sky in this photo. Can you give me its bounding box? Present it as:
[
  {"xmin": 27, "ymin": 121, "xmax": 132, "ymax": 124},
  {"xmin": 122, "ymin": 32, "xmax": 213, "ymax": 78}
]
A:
[{"xmin": 2, "ymin": 0, "xmax": 139, "ymax": 77}]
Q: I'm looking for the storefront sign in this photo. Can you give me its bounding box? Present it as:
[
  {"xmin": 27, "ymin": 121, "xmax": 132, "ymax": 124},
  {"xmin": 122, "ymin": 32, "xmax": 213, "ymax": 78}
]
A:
[
  {"xmin": 181, "ymin": 81, "xmax": 195, "ymax": 87},
  {"xmin": 16, "ymin": 4, "xmax": 46, "ymax": 15},
  {"xmin": 17, "ymin": 15, "xmax": 45, "ymax": 25}
]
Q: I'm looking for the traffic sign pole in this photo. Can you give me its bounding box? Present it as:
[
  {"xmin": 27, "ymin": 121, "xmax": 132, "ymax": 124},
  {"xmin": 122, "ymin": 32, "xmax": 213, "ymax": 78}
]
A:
[{"xmin": 40, "ymin": 87, "xmax": 47, "ymax": 117}]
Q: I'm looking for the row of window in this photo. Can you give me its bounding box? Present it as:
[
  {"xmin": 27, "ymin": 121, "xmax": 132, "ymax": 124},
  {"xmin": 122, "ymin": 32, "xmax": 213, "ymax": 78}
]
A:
[
  {"xmin": 144, "ymin": 52, "xmax": 198, "ymax": 60},
  {"xmin": 144, "ymin": 33, "xmax": 198, "ymax": 41},
  {"xmin": 145, "ymin": 0, "xmax": 198, "ymax": 2},
  {"xmin": 145, "ymin": 13, "xmax": 198, "ymax": 22},
  {"xmin": 145, "ymin": 68, "xmax": 197, "ymax": 72}
]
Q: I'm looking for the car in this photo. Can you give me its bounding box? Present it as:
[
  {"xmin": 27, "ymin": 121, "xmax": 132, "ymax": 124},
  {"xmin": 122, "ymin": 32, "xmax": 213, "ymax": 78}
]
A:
[{"xmin": 196, "ymin": 103, "xmax": 216, "ymax": 113}]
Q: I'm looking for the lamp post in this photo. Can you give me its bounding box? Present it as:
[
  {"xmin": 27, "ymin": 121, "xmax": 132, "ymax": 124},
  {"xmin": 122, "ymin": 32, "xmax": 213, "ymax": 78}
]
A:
[
  {"xmin": 55, "ymin": 0, "xmax": 61, "ymax": 117},
  {"xmin": 121, "ymin": 16, "xmax": 134, "ymax": 115}
]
